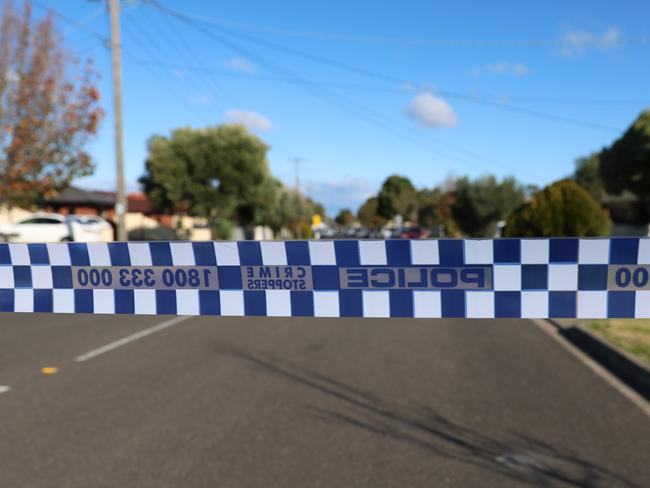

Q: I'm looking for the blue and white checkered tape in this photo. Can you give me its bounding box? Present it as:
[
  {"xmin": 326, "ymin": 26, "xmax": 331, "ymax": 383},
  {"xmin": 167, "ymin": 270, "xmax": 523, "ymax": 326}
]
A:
[{"xmin": 0, "ymin": 238, "xmax": 649, "ymax": 318}]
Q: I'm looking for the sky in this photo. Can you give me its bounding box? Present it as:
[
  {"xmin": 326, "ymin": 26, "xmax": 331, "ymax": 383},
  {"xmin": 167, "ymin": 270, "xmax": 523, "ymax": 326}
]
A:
[{"xmin": 32, "ymin": 0, "xmax": 650, "ymax": 215}]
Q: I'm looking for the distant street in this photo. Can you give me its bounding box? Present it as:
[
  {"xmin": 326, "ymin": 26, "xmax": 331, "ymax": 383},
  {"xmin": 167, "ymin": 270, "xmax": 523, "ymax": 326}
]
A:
[{"xmin": 0, "ymin": 314, "xmax": 649, "ymax": 487}]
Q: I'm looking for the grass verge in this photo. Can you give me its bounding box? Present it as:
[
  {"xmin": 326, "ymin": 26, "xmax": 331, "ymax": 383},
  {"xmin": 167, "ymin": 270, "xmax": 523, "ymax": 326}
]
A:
[{"xmin": 587, "ymin": 319, "xmax": 650, "ymax": 367}]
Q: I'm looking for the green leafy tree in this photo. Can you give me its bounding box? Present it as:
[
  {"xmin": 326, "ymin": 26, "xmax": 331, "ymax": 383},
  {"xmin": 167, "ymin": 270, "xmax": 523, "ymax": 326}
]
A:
[
  {"xmin": 574, "ymin": 154, "xmax": 605, "ymax": 202},
  {"xmin": 267, "ymin": 187, "xmax": 297, "ymax": 235},
  {"xmin": 335, "ymin": 208, "xmax": 355, "ymax": 226},
  {"xmin": 599, "ymin": 110, "xmax": 650, "ymax": 218},
  {"xmin": 254, "ymin": 177, "xmax": 284, "ymax": 232},
  {"xmin": 0, "ymin": 1, "xmax": 103, "ymax": 208},
  {"xmin": 377, "ymin": 175, "xmax": 416, "ymax": 220},
  {"xmin": 357, "ymin": 196, "xmax": 386, "ymax": 229},
  {"xmin": 503, "ymin": 179, "xmax": 611, "ymax": 237},
  {"xmin": 266, "ymin": 186, "xmax": 322, "ymax": 238},
  {"xmin": 140, "ymin": 124, "xmax": 275, "ymax": 227},
  {"xmin": 452, "ymin": 176, "xmax": 525, "ymax": 237}
]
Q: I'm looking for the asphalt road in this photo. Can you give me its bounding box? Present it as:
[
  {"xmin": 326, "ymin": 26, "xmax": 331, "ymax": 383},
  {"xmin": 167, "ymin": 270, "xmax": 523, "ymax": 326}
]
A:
[{"xmin": 0, "ymin": 314, "xmax": 649, "ymax": 487}]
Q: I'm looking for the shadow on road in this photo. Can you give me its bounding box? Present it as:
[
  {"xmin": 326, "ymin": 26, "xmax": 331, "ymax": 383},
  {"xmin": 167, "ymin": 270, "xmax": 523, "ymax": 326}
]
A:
[{"xmin": 216, "ymin": 346, "xmax": 640, "ymax": 488}]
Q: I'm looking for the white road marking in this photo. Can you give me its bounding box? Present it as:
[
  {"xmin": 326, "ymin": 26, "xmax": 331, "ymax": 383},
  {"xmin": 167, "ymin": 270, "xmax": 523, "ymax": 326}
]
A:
[
  {"xmin": 0, "ymin": 385, "xmax": 11, "ymax": 394},
  {"xmin": 74, "ymin": 316, "xmax": 192, "ymax": 363},
  {"xmin": 530, "ymin": 318, "xmax": 650, "ymax": 417}
]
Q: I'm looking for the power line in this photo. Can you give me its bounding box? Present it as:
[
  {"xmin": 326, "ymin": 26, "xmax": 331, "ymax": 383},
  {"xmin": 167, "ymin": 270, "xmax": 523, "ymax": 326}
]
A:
[
  {"xmin": 120, "ymin": 20, "xmax": 214, "ymax": 124},
  {"xmin": 31, "ymin": 0, "xmax": 214, "ymax": 124},
  {"xmin": 142, "ymin": 6, "xmax": 235, "ymax": 111},
  {"xmin": 145, "ymin": 2, "xmax": 622, "ymax": 133},
  {"xmin": 30, "ymin": 0, "xmax": 309, "ymax": 194},
  {"xmin": 125, "ymin": 12, "xmax": 213, "ymax": 106},
  {"xmin": 61, "ymin": 3, "xmax": 104, "ymax": 37},
  {"xmin": 136, "ymin": 8, "xmax": 650, "ymax": 48},
  {"xmin": 146, "ymin": 0, "xmax": 533, "ymax": 178},
  {"xmin": 125, "ymin": 58, "xmax": 649, "ymax": 107},
  {"xmin": 120, "ymin": 13, "xmax": 301, "ymax": 175},
  {"xmin": 216, "ymin": 26, "xmax": 621, "ymax": 131},
  {"xmin": 31, "ymin": 0, "xmax": 110, "ymax": 46},
  {"xmin": 34, "ymin": 2, "xmax": 643, "ymax": 119},
  {"xmin": 433, "ymin": 90, "xmax": 621, "ymax": 132}
]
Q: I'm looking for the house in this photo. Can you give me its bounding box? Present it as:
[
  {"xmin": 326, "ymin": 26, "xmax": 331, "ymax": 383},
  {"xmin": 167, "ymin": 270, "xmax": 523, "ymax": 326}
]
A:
[
  {"xmin": 602, "ymin": 192, "xmax": 650, "ymax": 236},
  {"xmin": 44, "ymin": 186, "xmax": 115, "ymax": 216},
  {"xmin": 44, "ymin": 186, "xmax": 214, "ymax": 240}
]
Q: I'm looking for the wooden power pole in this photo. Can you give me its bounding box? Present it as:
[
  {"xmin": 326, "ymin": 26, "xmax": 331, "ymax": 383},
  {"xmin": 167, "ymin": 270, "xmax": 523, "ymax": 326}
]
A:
[{"xmin": 108, "ymin": 0, "xmax": 127, "ymax": 241}]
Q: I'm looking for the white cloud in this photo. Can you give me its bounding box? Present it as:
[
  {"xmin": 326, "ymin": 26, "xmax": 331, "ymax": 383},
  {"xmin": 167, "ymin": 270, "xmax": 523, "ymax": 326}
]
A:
[
  {"xmin": 558, "ymin": 26, "xmax": 621, "ymax": 57},
  {"xmin": 470, "ymin": 61, "xmax": 530, "ymax": 77},
  {"xmin": 227, "ymin": 57, "xmax": 256, "ymax": 74},
  {"xmin": 512, "ymin": 63, "xmax": 530, "ymax": 76},
  {"xmin": 405, "ymin": 92, "xmax": 458, "ymax": 128},
  {"xmin": 225, "ymin": 109, "xmax": 272, "ymax": 131},
  {"xmin": 486, "ymin": 61, "xmax": 508, "ymax": 75},
  {"xmin": 600, "ymin": 27, "xmax": 621, "ymax": 48}
]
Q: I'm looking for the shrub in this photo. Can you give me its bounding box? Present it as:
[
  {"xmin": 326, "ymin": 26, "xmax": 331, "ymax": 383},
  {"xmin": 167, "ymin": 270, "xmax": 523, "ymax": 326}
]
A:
[
  {"xmin": 503, "ymin": 179, "xmax": 611, "ymax": 237},
  {"xmin": 212, "ymin": 219, "xmax": 234, "ymax": 240}
]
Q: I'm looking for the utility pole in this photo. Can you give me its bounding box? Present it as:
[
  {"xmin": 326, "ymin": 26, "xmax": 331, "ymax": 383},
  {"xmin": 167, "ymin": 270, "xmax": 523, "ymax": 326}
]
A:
[
  {"xmin": 291, "ymin": 157, "xmax": 305, "ymax": 195},
  {"xmin": 109, "ymin": 0, "xmax": 127, "ymax": 241}
]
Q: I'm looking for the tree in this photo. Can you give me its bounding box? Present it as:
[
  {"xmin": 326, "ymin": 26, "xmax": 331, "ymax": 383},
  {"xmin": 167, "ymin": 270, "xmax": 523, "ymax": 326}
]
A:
[
  {"xmin": 377, "ymin": 175, "xmax": 416, "ymax": 220},
  {"xmin": 335, "ymin": 208, "xmax": 355, "ymax": 226},
  {"xmin": 437, "ymin": 190, "xmax": 461, "ymax": 237},
  {"xmin": 140, "ymin": 124, "xmax": 275, "ymax": 227},
  {"xmin": 0, "ymin": 1, "xmax": 103, "ymax": 208},
  {"xmin": 574, "ymin": 153, "xmax": 604, "ymax": 202},
  {"xmin": 503, "ymin": 179, "xmax": 611, "ymax": 237},
  {"xmin": 416, "ymin": 188, "xmax": 440, "ymax": 228},
  {"xmin": 599, "ymin": 110, "xmax": 650, "ymax": 218},
  {"xmin": 312, "ymin": 202, "xmax": 326, "ymax": 219},
  {"xmin": 452, "ymin": 176, "xmax": 525, "ymax": 237},
  {"xmin": 262, "ymin": 184, "xmax": 322, "ymax": 238},
  {"xmin": 357, "ymin": 196, "xmax": 386, "ymax": 229}
]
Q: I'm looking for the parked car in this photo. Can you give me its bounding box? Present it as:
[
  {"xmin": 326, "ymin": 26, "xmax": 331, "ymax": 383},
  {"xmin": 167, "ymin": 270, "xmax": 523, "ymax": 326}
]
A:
[
  {"xmin": 0, "ymin": 213, "xmax": 113, "ymax": 242},
  {"xmin": 67, "ymin": 215, "xmax": 114, "ymax": 242},
  {"xmin": 400, "ymin": 226, "xmax": 429, "ymax": 239}
]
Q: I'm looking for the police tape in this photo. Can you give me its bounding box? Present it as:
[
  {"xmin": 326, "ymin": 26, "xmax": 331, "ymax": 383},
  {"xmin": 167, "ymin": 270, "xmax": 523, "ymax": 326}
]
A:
[{"xmin": 0, "ymin": 238, "xmax": 649, "ymax": 318}]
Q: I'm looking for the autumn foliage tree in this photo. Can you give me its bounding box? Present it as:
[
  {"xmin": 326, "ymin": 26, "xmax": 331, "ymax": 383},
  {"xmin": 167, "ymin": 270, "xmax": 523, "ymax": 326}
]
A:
[
  {"xmin": 357, "ymin": 197, "xmax": 386, "ymax": 229},
  {"xmin": 0, "ymin": 1, "xmax": 103, "ymax": 208},
  {"xmin": 335, "ymin": 208, "xmax": 355, "ymax": 226}
]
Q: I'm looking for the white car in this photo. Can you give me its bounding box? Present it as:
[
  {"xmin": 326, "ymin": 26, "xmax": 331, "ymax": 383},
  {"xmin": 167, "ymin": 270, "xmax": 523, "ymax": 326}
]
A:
[
  {"xmin": 0, "ymin": 213, "xmax": 114, "ymax": 243},
  {"xmin": 67, "ymin": 215, "xmax": 114, "ymax": 242}
]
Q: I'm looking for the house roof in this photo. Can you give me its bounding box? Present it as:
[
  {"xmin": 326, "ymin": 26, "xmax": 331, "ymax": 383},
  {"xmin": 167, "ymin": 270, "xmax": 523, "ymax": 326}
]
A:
[
  {"xmin": 93, "ymin": 190, "xmax": 155, "ymax": 214},
  {"xmin": 46, "ymin": 186, "xmax": 116, "ymax": 208},
  {"xmin": 127, "ymin": 192, "xmax": 154, "ymax": 214},
  {"xmin": 47, "ymin": 186, "xmax": 159, "ymax": 214}
]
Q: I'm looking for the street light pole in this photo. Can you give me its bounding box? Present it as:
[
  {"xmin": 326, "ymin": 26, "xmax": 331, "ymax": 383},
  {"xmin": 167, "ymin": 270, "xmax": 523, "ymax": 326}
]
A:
[
  {"xmin": 108, "ymin": 0, "xmax": 126, "ymax": 241},
  {"xmin": 291, "ymin": 157, "xmax": 305, "ymax": 195}
]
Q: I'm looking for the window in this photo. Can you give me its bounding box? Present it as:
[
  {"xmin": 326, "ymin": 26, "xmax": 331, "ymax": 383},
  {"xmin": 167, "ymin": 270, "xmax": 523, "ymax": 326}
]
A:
[{"xmin": 19, "ymin": 217, "xmax": 62, "ymax": 225}]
